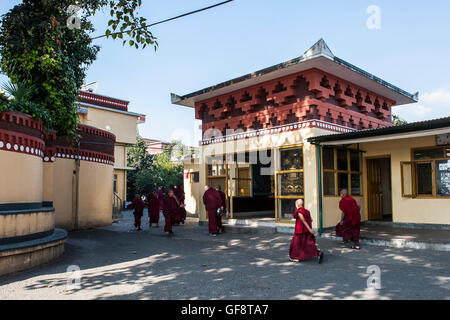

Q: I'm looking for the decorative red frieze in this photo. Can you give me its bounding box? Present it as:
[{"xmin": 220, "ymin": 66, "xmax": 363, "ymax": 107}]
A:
[
  {"xmin": 201, "ymin": 119, "xmax": 356, "ymax": 145},
  {"xmin": 44, "ymin": 124, "xmax": 116, "ymax": 165},
  {"xmin": 195, "ymin": 68, "xmax": 394, "ymax": 136},
  {"xmin": 78, "ymin": 90, "xmax": 129, "ymax": 112},
  {"xmin": 0, "ymin": 111, "xmax": 45, "ymax": 158}
]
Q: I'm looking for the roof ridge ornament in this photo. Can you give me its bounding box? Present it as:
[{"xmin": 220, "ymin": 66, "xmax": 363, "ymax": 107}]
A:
[{"xmin": 301, "ymin": 38, "xmax": 335, "ymax": 60}]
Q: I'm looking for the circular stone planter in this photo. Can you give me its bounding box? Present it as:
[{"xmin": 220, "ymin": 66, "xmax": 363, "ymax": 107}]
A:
[{"xmin": 0, "ymin": 111, "xmax": 67, "ymax": 277}]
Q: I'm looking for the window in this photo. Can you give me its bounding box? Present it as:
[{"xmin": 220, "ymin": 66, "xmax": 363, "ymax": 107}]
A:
[
  {"xmin": 275, "ymin": 146, "xmax": 304, "ymax": 220},
  {"xmin": 322, "ymin": 148, "xmax": 362, "ymax": 196},
  {"xmin": 207, "ymin": 155, "xmax": 227, "ymax": 193},
  {"xmin": 113, "ymin": 175, "xmax": 117, "ymax": 193},
  {"xmin": 237, "ymin": 167, "xmax": 251, "ymax": 197},
  {"xmin": 190, "ymin": 172, "xmax": 199, "ymax": 183},
  {"xmin": 408, "ymin": 146, "xmax": 450, "ymax": 197}
]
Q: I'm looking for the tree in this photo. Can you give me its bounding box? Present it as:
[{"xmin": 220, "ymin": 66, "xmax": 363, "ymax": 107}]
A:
[
  {"xmin": 392, "ymin": 114, "xmax": 408, "ymax": 126},
  {"xmin": 135, "ymin": 153, "xmax": 183, "ymax": 195},
  {"xmin": 0, "ymin": 0, "xmax": 157, "ymax": 137},
  {"xmin": 126, "ymin": 135, "xmax": 154, "ymax": 200},
  {"xmin": 126, "ymin": 136, "xmax": 185, "ymax": 200}
]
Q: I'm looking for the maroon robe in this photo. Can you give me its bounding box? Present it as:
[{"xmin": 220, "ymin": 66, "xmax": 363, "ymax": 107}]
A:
[
  {"xmin": 338, "ymin": 196, "xmax": 361, "ymax": 243},
  {"xmin": 148, "ymin": 197, "xmax": 160, "ymax": 224},
  {"xmin": 156, "ymin": 189, "xmax": 164, "ymax": 211},
  {"xmin": 162, "ymin": 196, "xmax": 178, "ymax": 232},
  {"xmin": 174, "ymin": 188, "xmax": 186, "ymax": 223},
  {"xmin": 217, "ymin": 190, "xmax": 226, "ymax": 230},
  {"xmin": 203, "ymin": 188, "xmax": 222, "ymax": 234},
  {"xmin": 289, "ymin": 207, "xmax": 320, "ymax": 260},
  {"xmin": 127, "ymin": 198, "xmax": 145, "ymax": 228}
]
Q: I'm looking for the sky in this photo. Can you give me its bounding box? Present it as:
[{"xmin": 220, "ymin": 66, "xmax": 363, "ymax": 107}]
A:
[{"xmin": 1, "ymin": 0, "xmax": 450, "ymax": 146}]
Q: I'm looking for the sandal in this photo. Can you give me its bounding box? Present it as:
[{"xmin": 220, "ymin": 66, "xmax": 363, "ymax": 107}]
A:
[
  {"xmin": 352, "ymin": 245, "xmax": 361, "ymax": 250},
  {"xmin": 318, "ymin": 252, "xmax": 324, "ymax": 264}
]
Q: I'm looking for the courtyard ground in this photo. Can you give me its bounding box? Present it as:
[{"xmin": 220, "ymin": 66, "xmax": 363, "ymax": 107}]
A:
[{"xmin": 0, "ymin": 211, "xmax": 449, "ymax": 300}]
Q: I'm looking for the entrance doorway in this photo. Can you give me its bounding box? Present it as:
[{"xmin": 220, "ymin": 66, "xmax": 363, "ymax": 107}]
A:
[
  {"xmin": 366, "ymin": 157, "xmax": 392, "ymax": 221},
  {"xmin": 230, "ymin": 150, "xmax": 275, "ymax": 219}
]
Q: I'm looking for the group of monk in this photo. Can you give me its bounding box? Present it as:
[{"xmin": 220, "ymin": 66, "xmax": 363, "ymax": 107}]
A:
[
  {"xmin": 288, "ymin": 188, "xmax": 361, "ymax": 264},
  {"xmin": 126, "ymin": 185, "xmax": 187, "ymax": 235},
  {"xmin": 129, "ymin": 184, "xmax": 361, "ymax": 263}
]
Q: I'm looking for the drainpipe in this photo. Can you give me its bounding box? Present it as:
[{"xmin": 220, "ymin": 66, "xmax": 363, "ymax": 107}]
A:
[
  {"xmin": 317, "ymin": 144, "xmax": 323, "ymax": 234},
  {"xmin": 74, "ymin": 141, "xmax": 80, "ymax": 230}
]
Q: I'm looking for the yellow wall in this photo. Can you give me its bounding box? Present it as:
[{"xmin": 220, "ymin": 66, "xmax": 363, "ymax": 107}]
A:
[
  {"xmin": 184, "ymin": 161, "xmax": 201, "ymax": 215},
  {"xmin": 0, "ymin": 151, "xmax": 43, "ymax": 204},
  {"xmin": 114, "ymin": 145, "xmax": 127, "ymax": 168},
  {"xmin": 114, "ymin": 169, "xmax": 127, "ymax": 202},
  {"xmin": 322, "ymin": 196, "xmax": 365, "ymax": 228},
  {"xmin": 52, "ymin": 158, "xmax": 113, "ymax": 230},
  {"xmin": 113, "ymin": 144, "xmax": 129, "ymax": 202},
  {"xmin": 78, "ymin": 106, "xmax": 138, "ymax": 203},
  {"xmin": 80, "ymin": 107, "xmax": 137, "ymax": 145},
  {"xmin": 42, "ymin": 162, "xmax": 54, "ymax": 203},
  {"xmin": 360, "ymin": 135, "xmax": 450, "ymax": 225},
  {"xmin": 53, "ymin": 159, "xmax": 76, "ymax": 230},
  {"xmin": 78, "ymin": 161, "xmax": 113, "ymax": 229}
]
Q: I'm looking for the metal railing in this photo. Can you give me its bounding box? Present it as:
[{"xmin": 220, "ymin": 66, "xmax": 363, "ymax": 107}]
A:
[{"xmin": 112, "ymin": 192, "xmax": 124, "ymax": 218}]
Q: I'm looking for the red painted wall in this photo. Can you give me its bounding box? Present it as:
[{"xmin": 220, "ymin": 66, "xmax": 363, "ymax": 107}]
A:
[{"xmin": 195, "ymin": 68, "xmax": 394, "ymax": 135}]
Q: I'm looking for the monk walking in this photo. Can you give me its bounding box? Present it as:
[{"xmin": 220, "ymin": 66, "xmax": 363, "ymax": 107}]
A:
[
  {"xmin": 147, "ymin": 191, "xmax": 160, "ymax": 228},
  {"xmin": 338, "ymin": 189, "xmax": 361, "ymax": 250},
  {"xmin": 162, "ymin": 189, "xmax": 179, "ymax": 235},
  {"xmin": 127, "ymin": 194, "xmax": 145, "ymax": 231},
  {"xmin": 203, "ymin": 185, "xmax": 223, "ymax": 236},
  {"xmin": 289, "ymin": 199, "xmax": 324, "ymax": 264}
]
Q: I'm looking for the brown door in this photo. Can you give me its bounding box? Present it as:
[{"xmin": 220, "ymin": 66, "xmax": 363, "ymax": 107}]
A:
[{"xmin": 367, "ymin": 159, "xmax": 383, "ymax": 220}]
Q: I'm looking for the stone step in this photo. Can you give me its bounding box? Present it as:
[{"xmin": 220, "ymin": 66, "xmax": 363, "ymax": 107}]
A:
[{"xmin": 223, "ymin": 224, "xmax": 277, "ymax": 235}]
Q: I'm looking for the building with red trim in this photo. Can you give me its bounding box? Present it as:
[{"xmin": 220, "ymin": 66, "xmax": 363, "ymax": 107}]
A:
[
  {"xmin": 170, "ymin": 39, "xmax": 449, "ymax": 229},
  {"xmin": 76, "ymin": 90, "xmax": 145, "ymax": 205}
]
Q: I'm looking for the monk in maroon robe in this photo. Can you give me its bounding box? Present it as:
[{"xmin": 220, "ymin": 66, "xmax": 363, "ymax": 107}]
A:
[
  {"xmin": 215, "ymin": 185, "xmax": 227, "ymax": 234},
  {"xmin": 289, "ymin": 199, "xmax": 324, "ymax": 263},
  {"xmin": 203, "ymin": 185, "xmax": 223, "ymax": 236},
  {"xmin": 338, "ymin": 189, "xmax": 361, "ymax": 249},
  {"xmin": 147, "ymin": 191, "xmax": 160, "ymax": 227},
  {"xmin": 162, "ymin": 189, "xmax": 179, "ymax": 235},
  {"xmin": 174, "ymin": 185, "xmax": 187, "ymax": 225},
  {"xmin": 127, "ymin": 194, "xmax": 145, "ymax": 231}
]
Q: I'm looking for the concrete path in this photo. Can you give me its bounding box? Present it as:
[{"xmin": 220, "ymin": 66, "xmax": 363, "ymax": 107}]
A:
[{"xmin": 0, "ymin": 211, "xmax": 449, "ymax": 300}]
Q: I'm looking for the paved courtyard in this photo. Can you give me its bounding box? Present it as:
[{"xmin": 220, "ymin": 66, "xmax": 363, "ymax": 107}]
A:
[{"xmin": 0, "ymin": 211, "xmax": 449, "ymax": 300}]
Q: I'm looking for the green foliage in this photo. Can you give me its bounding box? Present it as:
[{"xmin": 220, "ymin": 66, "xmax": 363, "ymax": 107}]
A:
[
  {"xmin": 0, "ymin": 0, "xmax": 157, "ymax": 137},
  {"xmin": 135, "ymin": 153, "xmax": 183, "ymax": 196},
  {"xmin": 126, "ymin": 136, "xmax": 184, "ymax": 200},
  {"xmin": 0, "ymin": 82, "xmax": 51, "ymax": 122},
  {"xmin": 0, "ymin": 1, "xmax": 99, "ymax": 136},
  {"xmin": 127, "ymin": 135, "xmax": 154, "ymax": 171},
  {"xmin": 105, "ymin": 0, "xmax": 158, "ymax": 50},
  {"xmin": 392, "ymin": 114, "xmax": 408, "ymax": 126}
]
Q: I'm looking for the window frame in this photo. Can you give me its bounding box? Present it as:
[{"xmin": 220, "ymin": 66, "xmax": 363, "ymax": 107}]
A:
[
  {"xmin": 410, "ymin": 145, "xmax": 450, "ymax": 199},
  {"xmin": 321, "ymin": 147, "xmax": 363, "ymax": 197},
  {"xmin": 275, "ymin": 144, "xmax": 305, "ymax": 222},
  {"xmin": 190, "ymin": 171, "xmax": 200, "ymax": 183}
]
